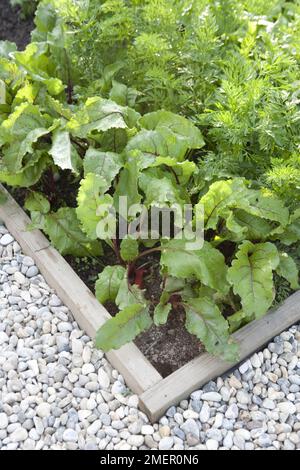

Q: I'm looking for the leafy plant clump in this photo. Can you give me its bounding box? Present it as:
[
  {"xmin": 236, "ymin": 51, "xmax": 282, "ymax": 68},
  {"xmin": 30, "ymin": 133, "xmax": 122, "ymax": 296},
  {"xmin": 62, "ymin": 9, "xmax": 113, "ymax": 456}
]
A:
[{"xmin": 0, "ymin": 0, "xmax": 299, "ymax": 363}]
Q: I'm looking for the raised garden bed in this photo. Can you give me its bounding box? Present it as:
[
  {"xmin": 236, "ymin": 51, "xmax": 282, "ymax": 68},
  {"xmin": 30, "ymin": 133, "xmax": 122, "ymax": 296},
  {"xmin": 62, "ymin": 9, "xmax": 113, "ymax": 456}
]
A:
[
  {"xmin": 1, "ymin": 0, "xmax": 300, "ymax": 425},
  {"xmin": 1, "ymin": 184, "xmax": 300, "ymax": 422}
]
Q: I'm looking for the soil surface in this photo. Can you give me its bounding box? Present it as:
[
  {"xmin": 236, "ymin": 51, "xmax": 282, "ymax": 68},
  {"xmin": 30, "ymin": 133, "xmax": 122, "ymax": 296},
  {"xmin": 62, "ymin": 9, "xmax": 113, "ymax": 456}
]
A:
[
  {"xmin": 0, "ymin": 0, "xmax": 34, "ymax": 49},
  {"xmin": 1, "ymin": 5, "xmax": 204, "ymax": 378},
  {"xmin": 67, "ymin": 248, "xmax": 204, "ymax": 378}
]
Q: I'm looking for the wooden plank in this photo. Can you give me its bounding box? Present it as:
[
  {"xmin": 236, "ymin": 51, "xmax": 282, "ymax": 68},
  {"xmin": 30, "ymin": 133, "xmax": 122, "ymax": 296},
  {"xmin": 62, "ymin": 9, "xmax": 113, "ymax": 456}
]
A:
[
  {"xmin": 140, "ymin": 291, "xmax": 300, "ymax": 422},
  {"xmin": 0, "ymin": 185, "xmax": 162, "ymax": 394}
]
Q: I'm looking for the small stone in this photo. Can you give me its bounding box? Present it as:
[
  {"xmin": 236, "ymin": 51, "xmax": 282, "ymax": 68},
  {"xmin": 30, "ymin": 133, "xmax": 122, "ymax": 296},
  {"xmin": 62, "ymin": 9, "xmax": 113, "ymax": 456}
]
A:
[
  {"xmin": 206, "ymin": 439, "xmax": 219, "ymax": 450},
  {"xmin": 225, "ymin": 403, "xmax": 239, "ymax": 420},
  {"xmin": 239, "ymin": 361, "xmax": 250, "ymax": 374},
  {"xmin": 0, "ymin": 331, "xmax": 9, "ymax": 345},
  {"xmin": 49, "ymin": 295, "xmax": 62, "ymax": 307},
  {"xmin": 251, "ymin": 354, "xmax": 261, "ymax": 368},
  {"xmin": 166, "ymin": 406, "xmax": 176, "ymax": 418},
  {"xmin": 277, "ymin": 402, "xmax": 296, "ymax": 415},
  {"xmin": 201, "ymin": 392, "xmax": 222, "ymax": 402},
  {"xmin": 63, "ymin": 429, "xmax": 78, "ymax": 442},
  {"xmin": 228, "ymin": 376, "xmax": 243, "ymax": 389},
  {"xmin": 187, "ymin": 433, "xmax": 200, "ymax": 446},
  {"xmin": 0, "ymin": 234, "xmax": 14, "ymax": 246},
  {"xmin": 223, "ymin": 431, "xmax": 233, "ymax": 449},
  {"xmin": 159, "ymin": 425, "xmax": 171, "ymax": 437},
  {"xmin": 14, "ymin": 272, "xmax": 26, "ymax": 285},
  {"xmin": 22, "ymin": 256, "xmax": 34, "ymax": 267},
  {"xmin": 181, "ymin": 419, "xmax": 199, "ymax": 439},
  {"xmin": 87, "ymin": 420, "xmax": 101, "ymax": 435},
  {"xmin": 141, "ymin": 425, "xmax": 154, "ymax": 435},
  {"xmin": 262, "ymin": 399, "xmax": 275, "ymax": 410},
  {"xmin": 98, "ymin": 369, "xmax": 110, "ymax": 389},
  {"xmin": 127, "ymin": 435, "xmax": 144, "ymax": 447},
  {"xmin": 237, "ymin": 390, "xmax": 250, "ymax": 405},
  {"xmin": 0, "ymin": 413, "xmax": 8, "ymax": 429},
  {"xmin": 36, "ymin": 403, "xmax": 51, "ymax": 419},
  {"xmin": 26, "ymin": 266, "xmax": 39, "ymax": 278},
  {"xmin": 200, "ymin": 402, "xmax": 210, "ymax": 423},
  {"xmin": 10, "ymin": 428, "xmax": 28, "ymax": 442},
  {"xmin": 28, "ymin": 359, "xmax": 39, "ymax": 376},
  {"xmin": 127, "ymin": 395, "xmax": 139, "ymax": 408},
  {"xmin": 159, "ymin": 437, "xmax": 174, "ymax": 450},
  {"xmin": 235, "ymin": 429, "xmax": 250, "ymax": 441}
]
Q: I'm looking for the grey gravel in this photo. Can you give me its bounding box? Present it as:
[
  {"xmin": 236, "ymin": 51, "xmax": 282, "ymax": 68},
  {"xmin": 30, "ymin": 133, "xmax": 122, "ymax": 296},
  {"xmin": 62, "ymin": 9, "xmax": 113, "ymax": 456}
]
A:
[{"xmin": 0, "ymin": 224, "xmax": 300, "ymax": 450}]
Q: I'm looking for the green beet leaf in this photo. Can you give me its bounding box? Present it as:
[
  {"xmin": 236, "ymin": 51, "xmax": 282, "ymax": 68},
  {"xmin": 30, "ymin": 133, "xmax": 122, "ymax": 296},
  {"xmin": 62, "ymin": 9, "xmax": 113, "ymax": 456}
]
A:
[
  {"xmin": 84, "ymin": 148, "xmax": 123, "ymax": 186},
  {"xmin": 67, "ymin": 97, "xmax": 139, "ymax": 138},
  {"xmin": 228, "ymin": 310, "xmax": 254, "ymax": 333},
  {"xmin": 139, "ymin": 110, "xmax": 204, "ymax": 150},
  {"xmin": 95, "ymin": 265, "xmax": 126, "ymax": 304},
  {"xmin": 95, "ymin": 303, "xmax": 153, "ymax": 352},
  {"xmin": 185, "ymin": 297, "xmax": 239, "ymax": 362},
  {"xmin": 154, "ymin": 302, "xmax": 172, "ymax": 326},
  {"xmin": 227, "ymin": 241, "xmax": 279, "ymax": 318},
  {"xmin": 276, "ymin": 252, "xmax": 299, "ymax": 290},
  {"xmin": 278, "ymin": 209, "xmax": 300, "ymax": 246},
  {"xmin": 0, "ymin": 153, "xmax": 50, "ymax": 188},
  {"xmin": 120, "ymin": 237, "xmax": 139, "ymax": 262},
  {"xmin": 44, "ymin": 207, "xmax": 102, "ymax": 257},
  {"xmin": 25, "ymin": 191, "xmax": 50, "ymax": 214},
  {"xmin": 161, "ymin": 239, "xmax": 229, "ymax": 294},
  {"xmin": 49, "ymin": 130, "xmax": 81, "ymax": 173},
  {"xmin": 77, "ymin": 173, "xmax": 113, "ymax": 240},
  {"xmin": 116, "ymin": 277, "xmax": 147, "ymax": 310}
]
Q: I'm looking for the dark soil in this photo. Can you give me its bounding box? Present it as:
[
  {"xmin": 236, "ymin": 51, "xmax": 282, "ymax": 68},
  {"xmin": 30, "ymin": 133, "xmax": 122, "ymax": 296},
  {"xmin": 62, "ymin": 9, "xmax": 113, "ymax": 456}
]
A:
[
  {"xmin": 0, "ymin": 4, "xmax": 204, "ymax": 378},
  {"xmin": 0, "ymin": 0, "xmax": 34, "ymax": 49},
  {"xmin": 67, "ymin": 247, "xmax": 204, "ymax": 377}
]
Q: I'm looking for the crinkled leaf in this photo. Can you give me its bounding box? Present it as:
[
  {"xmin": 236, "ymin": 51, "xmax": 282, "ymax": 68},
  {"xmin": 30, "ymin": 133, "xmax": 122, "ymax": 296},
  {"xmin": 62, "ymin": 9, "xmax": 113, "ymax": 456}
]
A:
[
  {"xmin": 109, "ymin": 80, "xmax": 139, "ymax": 107},
  {"xmin": 161, "ymin": 239, "xmax": 229, "ymax": 294},
  {"xmin": 120, "ymin": 237, "xmax": 139, "ymax": 262},
  {"xmin": 154, "ymin": 292, "xmax": 172, "ymax": 326},
  {"xmin": 0, "ymin": 102, "xmax": 48, "ymax": 145},
  {"xmin": 76, "ymin": 173, "xmax": 113, "ymax": 240},
  {"xmin": 276, "ymin": 252, "xmax": 299, "ymax": 290},
  {"xmin": 0, "ymin": 153, "xmax": 49, "ymax": 187},
  {"xmin": 139, "ymin": 170, "xmax": 187, "ymax": 207},
  {"xmin": 225, "ymin": 209, "xmax": 273, "ymax": 241},
  {"xmin": 0, "ymin": 41, "xmax": 17, "ymax": 59},
  {"xmin": 114, "ymin": 159, "xmax": 142, "ymax": 208},
  {"xmin": 3, "ymin": 127, "xmax": 49, "ymax": 173},
  {"xmin": 139, "ymin": 110, "xmax": 204, "ymax": 151},
  {"xmin": 116, "ymin": 276, "xmax": 147, "ymax": 310},
  {"xmin": 185, "ymin": 297, "xmax": 239, "ymax": 362},
  {"xmin": 228, "ymin": 310, "xmax": 254, "ymax": 333},
  {"xmin": 278, "ymin": 209, "xmax": 300, "ymax": 245},
  {"xmin": 227, "ymin": 241, "xmax": 279, "ymax": 318},
  {"xmin": 44, "ymin": 207, "xmax": 102, "ymax": 257},
  {"xmin": 127, "ymin": 128, "xmax": 190, "ymax": 162},
  {"xmin": 13, "ymin": 43, "xmax": 64, "ymax": 95},
  {"xmin": 198, "ymin": 178, "xmax": 289, "ymax": 231},
  {"xmin": 95, "ymin": 265, "xmax": 126, "ymax": 304},
  {"xmin": 95, "ymin": 304, "xmax": 152, "ymax": 352},
  {"xmin": 67, "ymin": 97, "xmax": 139, "ymax": 138},
  {"xmin": 150, "ymin": 156, "xmax": 196, "ymax": 184},
  {"xmin": 248, "ymin": 191, "xmax": 289, "ymax": 226},
  {"xmin": 49, "ymin": 130, "xmax": 80, "ymax": 172},
  {"xmin": 25, "ymin": 191, "xmax": 50, "ymax": 214},
  {"xmin": 84, "ymin": 148, "xmax": 123, "ymax": 186}
]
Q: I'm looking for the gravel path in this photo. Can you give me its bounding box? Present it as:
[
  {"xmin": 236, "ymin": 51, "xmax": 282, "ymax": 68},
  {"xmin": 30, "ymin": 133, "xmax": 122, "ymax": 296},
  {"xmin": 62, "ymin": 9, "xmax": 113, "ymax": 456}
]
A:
[{"xmin": 0, "ymin": 223, "xmax": 300, "ymax": 451}]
